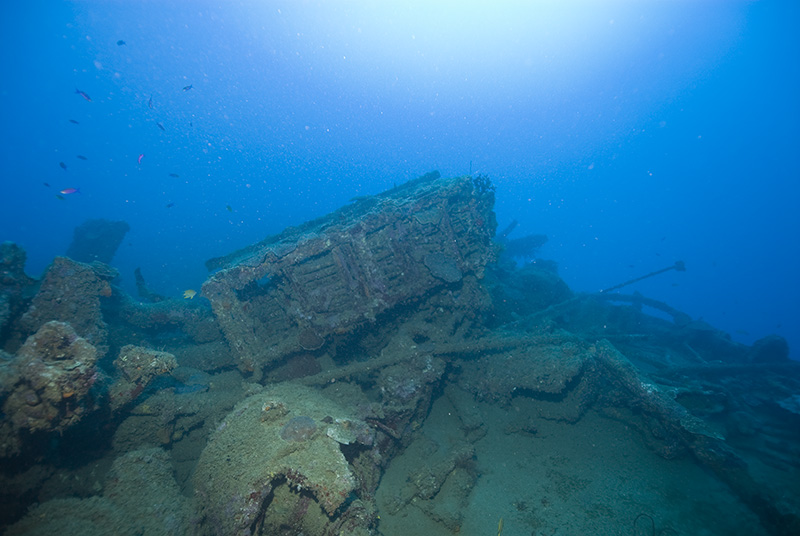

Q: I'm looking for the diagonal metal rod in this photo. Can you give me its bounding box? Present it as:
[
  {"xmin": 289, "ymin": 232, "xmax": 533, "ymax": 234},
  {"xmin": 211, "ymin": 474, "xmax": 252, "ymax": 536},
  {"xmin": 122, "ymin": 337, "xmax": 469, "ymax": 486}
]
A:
[{"xmin": 600, "ymin": 260, "xmax": 686, "ymax": 293}]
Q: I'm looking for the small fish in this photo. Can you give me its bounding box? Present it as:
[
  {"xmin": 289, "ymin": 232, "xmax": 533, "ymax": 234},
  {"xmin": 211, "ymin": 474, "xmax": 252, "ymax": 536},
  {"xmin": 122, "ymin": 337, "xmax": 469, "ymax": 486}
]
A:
[
  {"xmin": 76, "ymin": 155, "xmax": 88, "ymax": 160},
  {"xmin": 166, "ymin": 202, "xmax": 175, "ymax": 208},
  {"xmin": 55, "ymin": 194, "xmax": 65, "ymax": 200},
  {"xmin": 43, "ymin": 182, "xmax": 51, "ymax": 187},
  {"xmin": 183, "ymin": 289, "xmax": 197, "ymax": 299},
  {"xmin": 117, "ymin": 40, "xmax": 126, "ymax": 46},
  {"xmin": 68, "ymin": 119, "xmax": 79, "ymax": 124},
  {"xmin": 168, "ymin": 173, "xmax": 179, "ymax": 178},
  {"xmin": 75, "ymin": 88, "xmax": 91, "ymax": 102},
  {"xmin": 148, "ymin": 95, "xmax": 153, "ymax": 109},
  {"xmin": 182, "ymin": 84, "xmax": 193, "ymax": 91},
  {"xmin": 59, "ymin": 162, "xmax": 67, "ymax": 170},
  {"xmin": 157, "ymin": 122, "xmax": 165, "ymax": 131},
  {"xmin": 60, "ymin": 187, "xmax": 79, "ymax": 195},
  {"xmin": 226, "ymin": 205, "xmax": 233, "ymax": 212},
  {"xmin": 138, "ymin": 154, "xmax": 145, "ymax": 164}
]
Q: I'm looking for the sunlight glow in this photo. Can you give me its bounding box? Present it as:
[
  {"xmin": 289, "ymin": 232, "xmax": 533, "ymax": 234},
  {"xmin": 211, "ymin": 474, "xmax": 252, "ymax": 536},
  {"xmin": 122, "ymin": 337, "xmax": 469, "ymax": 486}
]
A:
[{"xmin": 251, "ymin": 1, "xmax": 641, "ymax": 91}]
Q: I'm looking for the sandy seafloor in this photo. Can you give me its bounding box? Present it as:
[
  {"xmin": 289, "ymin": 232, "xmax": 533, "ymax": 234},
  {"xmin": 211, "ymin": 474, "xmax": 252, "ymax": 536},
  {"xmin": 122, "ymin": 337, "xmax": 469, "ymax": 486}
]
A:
[
  {"xmin": 377, "ymin": 396, "xmax": 765, "ymax": 536},
  {"xmin": 1, "ymin": 365, "xmax": 787, "ymax": 536}
]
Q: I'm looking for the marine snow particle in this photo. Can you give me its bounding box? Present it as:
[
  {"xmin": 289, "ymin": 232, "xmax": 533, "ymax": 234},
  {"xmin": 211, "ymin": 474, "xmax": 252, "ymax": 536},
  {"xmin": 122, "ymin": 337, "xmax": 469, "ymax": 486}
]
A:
[{"xmin": 280, "ymin": 416, "xmax": 317, "ymax": 442}]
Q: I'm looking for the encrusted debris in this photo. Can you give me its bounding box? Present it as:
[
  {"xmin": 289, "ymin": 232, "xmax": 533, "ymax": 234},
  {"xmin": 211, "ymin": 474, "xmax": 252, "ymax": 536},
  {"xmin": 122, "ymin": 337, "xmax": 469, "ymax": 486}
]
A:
[
  {"xmin": 201, "ymin": 173, "xmax": 496, "ymax": 375},
  {"xmin": 17, "ymin": 257, "xmax": 115, "ymax": 357},
  {"xmin": 0, "ymin": 321, "xmax": 98, "ymax": 457},
  {"xmin": 193, "ymin": 383, "xmax": 375, "ymax": 535},
  {"xmin": 109, "ymin": 344, "xmax": 177, "ymax": 411}
]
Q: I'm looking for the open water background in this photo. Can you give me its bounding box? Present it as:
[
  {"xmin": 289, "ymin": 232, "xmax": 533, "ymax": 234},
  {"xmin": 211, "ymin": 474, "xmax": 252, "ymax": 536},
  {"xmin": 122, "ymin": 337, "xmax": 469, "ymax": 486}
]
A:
[{"xmin": 1, "ymin": 0, "xmax": 797, "ymax": 357}]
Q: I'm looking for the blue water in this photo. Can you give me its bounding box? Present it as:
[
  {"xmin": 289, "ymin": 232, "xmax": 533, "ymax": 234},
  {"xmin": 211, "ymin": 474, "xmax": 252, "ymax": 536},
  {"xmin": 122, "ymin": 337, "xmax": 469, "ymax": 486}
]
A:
[{"xmin": 1, "ymin": 1, "xmax": 798, "ymax": 357}]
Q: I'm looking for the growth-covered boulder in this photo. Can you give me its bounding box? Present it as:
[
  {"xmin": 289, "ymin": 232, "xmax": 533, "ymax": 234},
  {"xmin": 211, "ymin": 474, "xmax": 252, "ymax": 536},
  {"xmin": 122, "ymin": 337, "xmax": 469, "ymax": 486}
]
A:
[
  {"xmin": 0, "ymin": 321, "xmax": 98, "ymax": 457},
  {"xmin": 194, "ymin": 383, "xmax": 375, "ymax": 535},
  {"xmin": 109, "ymin": 344, "xmax": 177, "ymax": 411}
]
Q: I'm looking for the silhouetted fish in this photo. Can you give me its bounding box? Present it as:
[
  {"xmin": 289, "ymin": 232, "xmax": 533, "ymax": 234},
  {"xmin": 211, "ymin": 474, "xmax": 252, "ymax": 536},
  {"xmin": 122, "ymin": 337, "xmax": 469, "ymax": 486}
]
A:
[
  {"xmin": 43, "ymin": 182, "xmax": 50, "ymax": 188},
  {"xmin": 68, "ymin": 119, "xmax": 79, "ymax": 124},
  {"xmin": 166, "ymin": 202, "xmax": 175, "ymax": 208},
  {"xmin": 75, "ymin": 88, "xmax": 91, "ymax": 102},
  {"xmin": 226, "ymin": 205, "xmax": 233, "ymax": 212},
  {"xmin": 182, "ymin": 84, "xmax": 193, "ymax": 91},
  {"xmin": 157, "ymin": 122, "xmax": 165, "ymax": 131},
  {"xmin": 168, "ymin": 173, "xmax": 179, "ymax": 178},
  {"xmin": 59, "ymin": 162, "xmax": 67, "ymax": 170},
  {"xmin": 117, "ymin": 40, "xmax": 126, "ymax": 46},
  {"xmin": 148, "ymin": 95, "xmax": 153, "ymax": 109},
  {"xmin": 76, "ymin": 155, "xmax": 88, "ymax": 160},
  {"xmin": 55, "ymin": 194, "xmax": 65, "ymax": 200}
]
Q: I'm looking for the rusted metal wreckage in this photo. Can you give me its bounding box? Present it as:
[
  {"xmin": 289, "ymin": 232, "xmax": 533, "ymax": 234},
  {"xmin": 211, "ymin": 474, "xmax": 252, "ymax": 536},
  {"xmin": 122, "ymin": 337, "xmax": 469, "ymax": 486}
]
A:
[
  {"xmin": 199, "ymin": 172, "xmax": 799, "ymax": 534},
  {"xmin": 202, "ymin": 172, "xmax": 497, "ymax": 376}
]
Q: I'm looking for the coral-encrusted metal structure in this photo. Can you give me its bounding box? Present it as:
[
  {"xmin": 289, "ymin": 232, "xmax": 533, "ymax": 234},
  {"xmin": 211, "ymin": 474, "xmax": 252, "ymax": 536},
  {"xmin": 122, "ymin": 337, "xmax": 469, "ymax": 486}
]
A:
[{"xmin": 201, "ymin": 173, "xmax": 497, "ymax": 374}]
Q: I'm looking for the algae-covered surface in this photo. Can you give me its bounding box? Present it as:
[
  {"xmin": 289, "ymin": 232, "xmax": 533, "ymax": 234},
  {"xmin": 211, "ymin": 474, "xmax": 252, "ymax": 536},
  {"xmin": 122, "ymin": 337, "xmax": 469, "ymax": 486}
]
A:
[
  {"xmin": 3, "ymin": 1, "xmax": 800, "ymax": 534},
  {"xmin": 193, "ymin": 383, "xmax": 367, "ymax": 534},
  {"xmin": 1, "ymin": 175, "xmax": 798, "ymax": 536},
  {"xmin": 4, "ymin": 448, "xmax": 193, "ymax": 536}
]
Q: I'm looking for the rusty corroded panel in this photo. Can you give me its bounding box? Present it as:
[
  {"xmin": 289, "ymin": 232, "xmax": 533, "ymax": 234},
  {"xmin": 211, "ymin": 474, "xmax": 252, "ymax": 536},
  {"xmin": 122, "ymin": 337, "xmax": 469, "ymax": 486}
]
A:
[{"xmin": 201, "ymin": 173, "xmax": 496, "ymax": 373}]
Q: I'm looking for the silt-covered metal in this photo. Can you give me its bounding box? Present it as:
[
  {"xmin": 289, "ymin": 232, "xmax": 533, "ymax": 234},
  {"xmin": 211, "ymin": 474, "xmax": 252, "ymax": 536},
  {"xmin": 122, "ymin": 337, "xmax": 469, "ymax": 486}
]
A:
[{"xmin": 201, "ymin": 172, "xmax": 497, "ymax": 374}]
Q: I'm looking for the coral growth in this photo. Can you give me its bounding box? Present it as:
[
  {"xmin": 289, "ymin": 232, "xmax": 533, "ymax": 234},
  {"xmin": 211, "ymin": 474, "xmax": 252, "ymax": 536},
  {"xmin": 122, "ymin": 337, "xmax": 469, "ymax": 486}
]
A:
[
  {"xmin": 0, "ymin": 321, "xmax": 98, "ymax": 457},
  {"xmin": 109, "ymin": 344, "xmax": 177, "ymax": 411}
]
